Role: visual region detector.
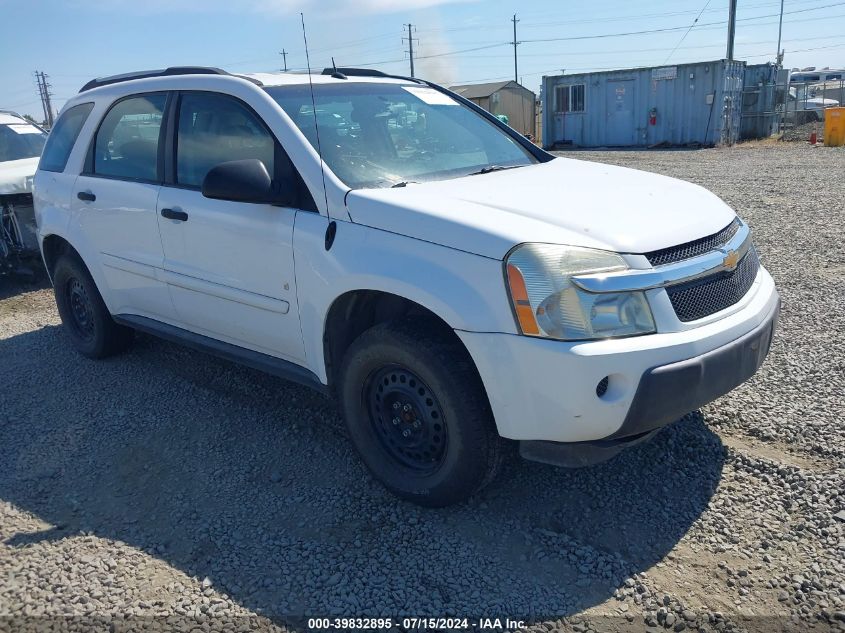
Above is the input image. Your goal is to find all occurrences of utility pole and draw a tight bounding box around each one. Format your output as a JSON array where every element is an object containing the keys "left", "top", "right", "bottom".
[
  {"left": 776, "top": 0, "right": 785, "bottom": 65},
  {"left": 403, "top": 24, "right": 417, "bottom": 78},
  {"left": 279, "top": 49, "right": 288, "bottom": 72},
  {"left": 33, "top": 71, "right": 54, "bottom": 127},
  {"left": 511, "top": 14, "right": 520, "bottom": 83},
  {"left": 726, "top": 0, "right": 737, "bottom": 61}
]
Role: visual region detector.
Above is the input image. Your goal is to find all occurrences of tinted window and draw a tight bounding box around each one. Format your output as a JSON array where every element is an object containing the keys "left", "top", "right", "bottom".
[
  {"left": 93, "top": 94, "right": 166, "bottom": 181},
  {"left": 0, "top": 121, "right": 47, "bottom": 162},
  {"left": 176, "top": 92, "right": 275, "bottom": 188},
  {"left": 38, "top": 103, "right": 93, "bottom": 172}
]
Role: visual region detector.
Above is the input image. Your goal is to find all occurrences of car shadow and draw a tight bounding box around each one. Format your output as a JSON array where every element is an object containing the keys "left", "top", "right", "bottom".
[
  {"left": 0, "top": 276, "right": 49, "bottom": 301},
  {"left": 0, "top": 325, "right": 727, "bottom": 625}
]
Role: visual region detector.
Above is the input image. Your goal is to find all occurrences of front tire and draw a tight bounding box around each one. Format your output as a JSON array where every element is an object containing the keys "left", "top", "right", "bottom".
[
  {"left": 52, "top": 254, "right": 134, "bottom": 359},
  {"left": 339, "top": 318, "right": 504, "bottom": 507}
]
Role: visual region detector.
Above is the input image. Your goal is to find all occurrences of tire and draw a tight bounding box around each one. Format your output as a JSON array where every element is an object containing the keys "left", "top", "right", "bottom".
[
  {"left": 338, "top": 318, "right": 504, "bottom": 507},
  {"left": 52, "top": 253, "right": 134, "bottom": 359}
]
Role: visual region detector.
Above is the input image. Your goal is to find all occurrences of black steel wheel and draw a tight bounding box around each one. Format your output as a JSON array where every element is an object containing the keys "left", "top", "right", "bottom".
[
  {"left": 52, "top": 253, "right": 133, "bottom": 359},
  {"left": 66, "top": 277, "right": 96, "bottom": 341},
  {"left": 339, "top": 318, "right": 505, "bottom": 507},
  {"left": 366, "top": 365, "right": 448, "bottom": 474}
]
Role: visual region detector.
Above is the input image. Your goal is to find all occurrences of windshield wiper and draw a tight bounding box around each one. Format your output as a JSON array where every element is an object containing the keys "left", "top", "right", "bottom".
[
  {"left": 467, "top": 164, "right": 524, "bottom": 176},
  {"left": 390, "top": 180, "right": 418, "bottom": 188}
]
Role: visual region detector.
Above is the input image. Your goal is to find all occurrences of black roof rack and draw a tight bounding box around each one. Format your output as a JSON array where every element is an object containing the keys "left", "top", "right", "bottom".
[
  {"left": 320, "top": 67, "right": 425, "bottom": 84},
  {"left": 79, "top": 67, "right": 262, "bottom": 93}
]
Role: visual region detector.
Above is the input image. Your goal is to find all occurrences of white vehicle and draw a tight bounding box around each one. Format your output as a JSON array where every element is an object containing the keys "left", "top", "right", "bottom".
[
  {"left": 1, "top": 110, "right": 47, "bottom": 275},
  {"left": 786, "top": 84, "right": 840, "bottom": 124},
  {"left": 34, "top": 67, "right": 779, "bottom": 506},
  {"left": 788, "top": 68, "right": 844, "bottom": 83}
]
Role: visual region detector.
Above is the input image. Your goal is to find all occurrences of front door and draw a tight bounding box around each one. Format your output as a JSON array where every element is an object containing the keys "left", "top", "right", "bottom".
[
  {"left": 156, "top": 91, "right": 305, "bottom": 362},
  {"left": 71, "top": 92, "right": 175, "bottom": 320},
  {"left": 605, "top": 80, "right": 636, "bottom": 146}
]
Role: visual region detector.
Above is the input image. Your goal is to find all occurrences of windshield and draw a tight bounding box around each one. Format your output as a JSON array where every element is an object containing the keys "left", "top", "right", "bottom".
[
  {"left": 0, "top": 121, "right": 47, "bottom": 162},
  {"left": 266, "top": 82, "right": 537, "bottom": 189}
]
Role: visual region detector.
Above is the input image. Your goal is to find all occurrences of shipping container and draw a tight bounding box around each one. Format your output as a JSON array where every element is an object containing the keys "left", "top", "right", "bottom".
[{"left": 541, "top": 59, "right": 746, "bottom": 148}]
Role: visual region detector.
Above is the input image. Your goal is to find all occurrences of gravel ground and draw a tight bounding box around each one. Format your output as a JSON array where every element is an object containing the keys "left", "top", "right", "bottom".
[
  {"left": 1, "top": 144, "right": 843, "bottom": 633},
  {"left": 782, "top": 120, "right": 827, "bottom": 143}
]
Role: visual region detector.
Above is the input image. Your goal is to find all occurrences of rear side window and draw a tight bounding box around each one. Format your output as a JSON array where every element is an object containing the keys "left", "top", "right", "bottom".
[
  {"left": 176, "top": 92, "right": 275, "bottom": 188},
  {"left": 38, "top": 103, "right": 94, "bottom": 173},
  {"left": 93, "top": 94, "right": 166, "bottom": 182}
]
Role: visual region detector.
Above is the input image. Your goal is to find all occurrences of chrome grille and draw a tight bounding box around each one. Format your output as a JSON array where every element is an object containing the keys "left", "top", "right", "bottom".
[
  {"left": 646, "top": 218, "right": 741, "bottom": 267},
  {"left": 667, "top": 248, "right": 760, "bottom": 322}
]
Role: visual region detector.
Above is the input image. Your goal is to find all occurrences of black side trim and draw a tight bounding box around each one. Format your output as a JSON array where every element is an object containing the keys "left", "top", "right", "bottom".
[
  {"left": 609, "top": 297, "right": 780, "bottom": 440},
  {"left": 114, "top": 314, "right": 328, "bottom": 395}
]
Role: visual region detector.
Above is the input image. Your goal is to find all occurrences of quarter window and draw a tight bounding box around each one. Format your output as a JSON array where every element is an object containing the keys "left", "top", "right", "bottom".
[
  {"left": 555, "top": 84, "right": 585, "bottom": 113},
  {"left": 38, "top": 103, "right": 93, "bottom": 172},
  {"left": 176, "top": 92, "right": 275, "bottom": 188},
  {"left": 93, "top": 94, "right": 166, "bottom": 182}
]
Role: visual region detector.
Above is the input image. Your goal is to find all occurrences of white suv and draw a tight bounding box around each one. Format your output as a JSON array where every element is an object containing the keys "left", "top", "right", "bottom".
[{"left": 34, "top": 67, "right": 780, "bottom": 506}]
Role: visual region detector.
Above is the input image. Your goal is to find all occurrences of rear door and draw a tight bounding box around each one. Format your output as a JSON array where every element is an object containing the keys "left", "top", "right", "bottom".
[
  {"left": 155, "top": 91, "right": 306, "bottom": 362},
  {"left": 71, "top": 92, "right": 175, "bottom": 320}
]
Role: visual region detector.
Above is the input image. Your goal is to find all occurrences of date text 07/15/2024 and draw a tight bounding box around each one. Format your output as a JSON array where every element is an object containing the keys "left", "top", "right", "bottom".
[{"left": 307, "top": 617, "right": 527, "bottom": 630}]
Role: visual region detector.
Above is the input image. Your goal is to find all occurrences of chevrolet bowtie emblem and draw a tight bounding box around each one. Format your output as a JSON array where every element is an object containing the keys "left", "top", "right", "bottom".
[{"left": 722, "top": 250, "right": 740, "bottom": 271}]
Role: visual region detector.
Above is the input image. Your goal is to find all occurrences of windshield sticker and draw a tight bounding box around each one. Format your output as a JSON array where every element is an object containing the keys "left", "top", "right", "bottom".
[
  {"left": 402, "top": 86, "right": 458, "bottom": 106},
  {"left": 7, "top": 124, "right": 42, "bottom": 135}
]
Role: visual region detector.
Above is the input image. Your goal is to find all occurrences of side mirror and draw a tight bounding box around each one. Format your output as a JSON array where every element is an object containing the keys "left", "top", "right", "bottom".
[{"left": 202, "top": 159, "right": 293, "bottom": 205}]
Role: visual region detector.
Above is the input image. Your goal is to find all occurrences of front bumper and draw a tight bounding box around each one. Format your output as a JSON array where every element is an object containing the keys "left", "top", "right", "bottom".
[{"left": 457, "top": 266, "right": 780, "bottom": 443}]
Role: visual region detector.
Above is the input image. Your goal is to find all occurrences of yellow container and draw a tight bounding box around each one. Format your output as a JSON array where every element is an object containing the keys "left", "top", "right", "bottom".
[{"left": 825, "top": 107, "right": 845, "bottom": 146}]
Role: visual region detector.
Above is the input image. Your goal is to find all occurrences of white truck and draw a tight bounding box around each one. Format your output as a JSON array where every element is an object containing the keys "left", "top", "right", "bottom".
[{"left": 34, "top": 67, "right": 780, "bottom": 506}]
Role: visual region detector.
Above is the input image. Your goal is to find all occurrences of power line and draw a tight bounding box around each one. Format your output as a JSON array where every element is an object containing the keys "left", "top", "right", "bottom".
[
  {"left": 665, "top": 0, "right": 714, "bottom": 63},
  {"left": 519, "top": 1, "right": 845, "bottom": 44},
  {"left": 451, "top": 38, "right": 845, "bottom": 85}
]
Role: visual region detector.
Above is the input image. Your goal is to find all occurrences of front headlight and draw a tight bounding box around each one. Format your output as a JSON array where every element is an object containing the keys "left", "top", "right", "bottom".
[{"left": 505, "top": 243, "right": 656, "bottom": 341}]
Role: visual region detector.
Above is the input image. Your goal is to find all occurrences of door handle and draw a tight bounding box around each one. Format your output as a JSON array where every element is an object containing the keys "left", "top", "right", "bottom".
[
  {"left": 161, "top": 208, "right": 189, "bottom": 221},
  {"left": 77, "top": 191, "right": 96, "bottom": 202}
]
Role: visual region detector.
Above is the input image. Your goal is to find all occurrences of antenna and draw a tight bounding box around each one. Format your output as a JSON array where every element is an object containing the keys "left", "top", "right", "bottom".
[
  {"left": 300, "top": 12, "right": 333, "bottom": 240},
  {"left": 329, "top": 57, "right": 347, "bottom": 80}
]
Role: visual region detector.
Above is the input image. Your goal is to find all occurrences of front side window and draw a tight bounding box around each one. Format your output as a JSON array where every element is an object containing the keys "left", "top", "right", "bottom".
[
  {"left": 266, "top": 82, "right": 536, "bottom": 189},
  {"left": 93, "top": 94, "right": 166, "bottom": 181},
  {"left": 38, "top": 103, "right": 93, "bottom": 172},
  {"left": 176, "top": 92, "right": 275, "bottom": 188}
]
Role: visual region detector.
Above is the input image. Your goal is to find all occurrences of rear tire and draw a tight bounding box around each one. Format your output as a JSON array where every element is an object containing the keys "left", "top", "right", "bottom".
[
  {"left": 52, "top": 254, "right": 134, "bottom": 359},
  {"left": 339, "top": 318, "right": 504, "bottom": 507}
]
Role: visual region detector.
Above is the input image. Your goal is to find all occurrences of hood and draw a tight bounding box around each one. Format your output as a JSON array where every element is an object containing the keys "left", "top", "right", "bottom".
[
  {"left": 0, "top": 157, "right": 39, "bottom": 195},
  {"left": 345, "top": 157, "right": 736, "bottom": 260}
]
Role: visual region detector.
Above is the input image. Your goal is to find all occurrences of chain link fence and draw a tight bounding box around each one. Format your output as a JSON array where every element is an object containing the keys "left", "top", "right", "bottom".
[{"left": 741, "top": 77, "right": 844, "bottom": 143}]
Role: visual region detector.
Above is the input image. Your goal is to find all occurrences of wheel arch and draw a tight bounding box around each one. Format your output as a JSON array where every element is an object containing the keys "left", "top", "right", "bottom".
[
  {"left": 322, "top": 289, "right": 482, "bottom": 393},
  {"left": 41, "top": 233, "right": 80, "bottom": 280}
]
